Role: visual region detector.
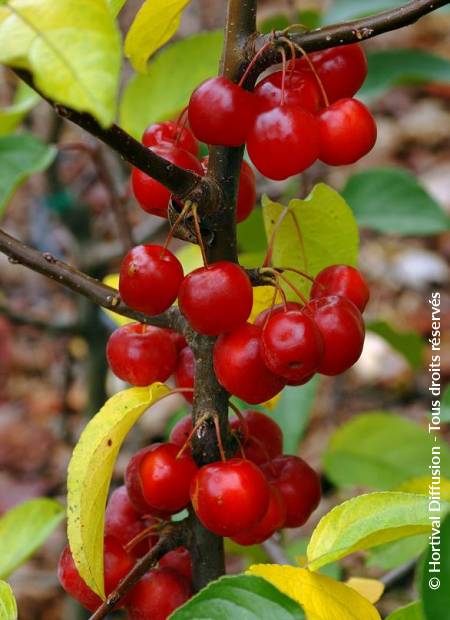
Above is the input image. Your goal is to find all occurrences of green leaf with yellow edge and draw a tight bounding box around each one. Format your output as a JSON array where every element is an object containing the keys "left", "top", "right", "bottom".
[
  {"left": 125, "top": 0, "right": 191, "bottom": 73},
  {"left": 262, "top": 184, "right": 359, "bottom": 299},
  {"left": 67, "top": 382, "right": 170, "bottom": 598},
  {"left": 307, "top": 492, "right": 444, "bottom": 571},
  {"left": 0, "top": 498, "right": 64, "bottom": 579},
  {"left": 0, "top": 0, "right": 121, "bottom": 127},
  {"left": 248, "top": 565, "right": 381, "bottom": 620},
  {"left": 0, "top": 82, "right": 39, "bottom": 135},
  {"left": 0, "top": 581, "right": 17, "bottom": 620},
  {"left": 120, "top": 31, "right": 223, "bottom": 138}
]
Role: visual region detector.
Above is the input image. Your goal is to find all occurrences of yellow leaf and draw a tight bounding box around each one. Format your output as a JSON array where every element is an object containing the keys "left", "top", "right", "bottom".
[
  {"left": 249, "top": 286, "right": 282, "bottom": 323},
  {"left": 261, "top": 393, "right": 282, "bottom": 411},
  {"left": 101, "top": 274, "right": 131, "bottom": 327},
  {"left": 248, "top": 565, "right": 381, "bottom": 620},
  {"left": 67, "top": 383, "right": 170, "bottom": 597},
  {"left": 125, "top": 0, "right": 191, "bottom": 73},
  {"left": 345, "top": 578, "right": 384, "bottom": 604},
  {"left": 395, "top": 476, "right": 450, "bottom": 501}
]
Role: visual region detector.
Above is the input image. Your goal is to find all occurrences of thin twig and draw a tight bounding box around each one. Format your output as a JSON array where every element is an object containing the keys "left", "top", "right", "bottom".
[
  {"left": 0, "top": 228, "right": 184, "bottom": 330},
  {"left": 89, "top": 523, "right": 187, "bottom": 620},
  {"left": 251, "top": 0, "right": 450, "bottom": 70}
]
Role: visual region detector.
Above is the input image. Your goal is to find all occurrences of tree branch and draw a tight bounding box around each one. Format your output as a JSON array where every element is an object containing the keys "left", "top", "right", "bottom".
[
  {"left": 14, "top": 69, "right": 220, "bottom": 213},
  {"left": 0, "top": 228, "right": 185, "bottom": 331},
  {"left": 187, "top": 0, "right": 258, "bottom": 594},
  {"left": 89, "top": 523, "right": 187, "bottom": 620},
  {"left": 250, "top": 0, "right": 450, "bottom": 73}
]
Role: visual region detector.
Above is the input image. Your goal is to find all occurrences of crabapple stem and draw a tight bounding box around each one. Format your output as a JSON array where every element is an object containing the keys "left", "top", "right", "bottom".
[
  {"left": 284, "top": 38, "right": 330, "bottom": 107},
  {"left": 88, "top": 523, "right": 187, "bottom": 620},
  {"left": 192, "top": 203, "right": 209, "bottom": 267},
  {"left": 213, "top": 415, "right": 227, "bottom": 462}
]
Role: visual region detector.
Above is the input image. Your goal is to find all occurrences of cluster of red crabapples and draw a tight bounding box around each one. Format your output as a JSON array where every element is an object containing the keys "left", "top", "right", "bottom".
[
  {"left": 131, "top": 42, "right": 376, "bottom": 222},
  {"left": 188, "top": 42, "right": 376, "bottom": 179},
  {"left": 58, "top": 409, "right": 321, "bottom": 619},
  {"left": 131, "top": 118, "right": 256, "bottom": 223},
  {"left": 107, "top": 242, "right": 369, "bottom": 404}
]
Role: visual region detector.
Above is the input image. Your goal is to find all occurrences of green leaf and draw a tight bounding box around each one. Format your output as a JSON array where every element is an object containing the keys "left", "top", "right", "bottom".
[
  {"left": 307, "top": 492, "right": 443, "bottom": 571},
  {"left": 274, "top": 378, "right": 319, "bottom": 455},
  {"left": 342, "top": 168, "right": 450, "bottom": 235},
  {"left": 0, "top": 498, "right": 64, "bottom": 579},
  {"left": 0, "top": 82, "right": 39, "bottom": 135},
  {"left": 285, "top": 538, "right": 342, "bottom": 580},
  {"left": 171, "top": 574, "right": 305, "bottom": 620},
  {"left": 238, "top": 207, "right": 268, "bottom": 254},
  {"left": 386, "top": 602, "right": 425, "bottom": 620},
  {"left": 323, "top": 1, "right": 450, "bottom": 24},
  {"left": 0, "top": 581, "right": 17, "bottom": 620},
  {"left": 67, "top": 383, "right": 170, "bottom": 598},
  {"left": 366, "top": 535, "right": 427, "bottom": 570},
  {"left": 0, "top": 134, "right": 56, "bottom": 216},
  {"left": 262, "top": 184, "right": 359, "bottom": 299},
  {"left": 361, "top": 50, "right": 450, "bottom": 102},
  {"left": 367, "top": 321, "right": 424, "bottom": 369},
  {"left": 120, "top": 31, "right": 223, "bottom": 138},
  {"left": 442, "top": 385, "right": 450, "bottom": 423},
  {"left": 0, "top": 0, "right": 121, "bottom": 127},
  {"left": 108, "top": 0, "right": 126, "bottom": 16},
  {"left": 421, "top": 513, "right": 450, "bottom": 620},
  {"left": 125, "top": 0, "right": 191, "bottom": 73},
  {"left": 323, "top": 412, "right": 450, "bottom": 490}
]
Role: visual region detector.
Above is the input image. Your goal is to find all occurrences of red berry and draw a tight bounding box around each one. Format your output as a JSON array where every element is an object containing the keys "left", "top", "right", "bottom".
[
  {"left": 58, "top": 537, "right": 134, "bottom": 611},
  {"left": 174, "top": 347, "right": 195, "bottom": 404},
  {"left": 231, "top": 485, "right": 286, "bottom": 545},
  {"left": 178, "top": 261, "right": 253, "bottom": 336},
  {"left": 131, "top": 145, "right": 203, "bottom": 218},
  {"left": 159, "top": 546, "right": 192, "bottom": 582},
  {"left": 254, "top": 302, "right": 302, "bottom": 328},
  {"left": 214, "top": 323, "right": 285, "bottom": 404},
  {"left": 297, "top": 43, "right": 368, "bottom": 103},
  {"left": 105, "top": 486, "right": 157, "bottom": 558},
  {"left": 311, "top": 265, "right": 370, "bottom": 312},
  {"left": 127, "top": 568, "right": 191, "bottom": 620},
  {"left": 106, "top": 323, "right": 177, "bottom": 386},
  {"left": 261, "top": 455, "right": 321, "bottom": 528},
  {"left": 119, "top": 244, "right": 184, "bottom": 316},
  {"left": 188, "top": 77, "right": 256, "bottom": 146},
  {"left": 255, "top": 70, "right": 320, "bottom": 113},
  {"left": 201, "top": 158, "right": 256, "bottom": 224},
  {"left": 306, "top": 295, "right": 365, "bottom": 375},
  {"left": 190, "top": 458, "right": 270, "bottom": 536},
  {"left": 139, "top": 443, "right": 198, "bottom": 513},
  {"left": 230, "top": 410, "right": 283, "bottom": 465},
  {"left": 318, "top": 98, "right": 377, "bottom": 166},
  {"left": 142, "top": 121, "right": 199, "bottom": 156},
  {"left": 169, "top": 414, "right": 193, "bottom": 448},
  {"left": 164, "top": 328, "right": 187, "bottom": 352},
  {"left": 260, "top": 310, "right": 324, "bottom": 384},
  {"left": 247, "top": 106, "right": 319, "bottom": 180}
]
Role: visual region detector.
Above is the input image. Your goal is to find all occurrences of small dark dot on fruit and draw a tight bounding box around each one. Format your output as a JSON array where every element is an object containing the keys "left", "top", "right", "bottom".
[{"left": 107, "top": 439, "right": 113, "bottom": 446}]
